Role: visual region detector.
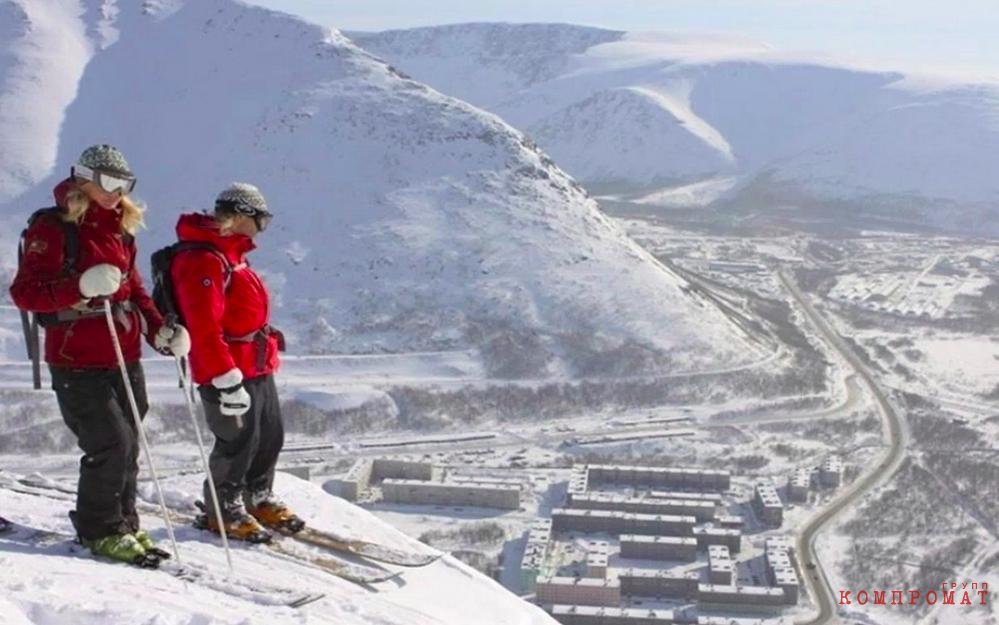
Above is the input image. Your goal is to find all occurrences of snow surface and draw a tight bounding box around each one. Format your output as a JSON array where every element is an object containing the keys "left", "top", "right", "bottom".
[
  {"left": 0, "top": 0, "right": 756, "bottom": 377},
  {"left": 354, "top": 24, "right": 999, "bottom": 232},
  {"left": 0, "top": 470, "right": 557, "bottom": 625}
]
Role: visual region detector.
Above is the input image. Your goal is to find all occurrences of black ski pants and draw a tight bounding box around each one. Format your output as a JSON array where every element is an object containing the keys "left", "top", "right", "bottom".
[
  {"left": 198, "top": 374, "right": 284, "bottom": 517},
  {"left": 51, "top": 363, "right": 147, "bottom": 541}
]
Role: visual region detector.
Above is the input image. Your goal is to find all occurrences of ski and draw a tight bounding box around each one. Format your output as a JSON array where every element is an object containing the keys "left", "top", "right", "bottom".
[
  {"left": 191, "top": 510, "right": 402, "bottom": 585},
  {"left": 161, "top": 559, "right": 326, "bottom": 608},
  {"left": 0, "top": 521, "right": 324, "bottom": 608},
  {"left": 7, "top": 480, "right": 398, "bottom": 587},
  {"left": 17, "top": 474, "right": 76, "bottom": 495},
  {"left": 267, "top": 538, "right": 403, "bottom": 584},
  {"left": 286, "top": 526, "right": 442, "bottom": 568},
  {"left": 191, "top": 497, "right": 439, "bottom": 568},
  {"left": 11, "top": 476, "right": 439, "bottom": 569}
]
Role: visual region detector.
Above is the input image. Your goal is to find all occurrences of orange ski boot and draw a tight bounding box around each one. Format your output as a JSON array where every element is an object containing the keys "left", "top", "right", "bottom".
[
  {"left": 194, "top": 500, "right": 272, "bottom": 543},
  {"left": 246, "top": 492, "right": 306, "bottom": 534}
]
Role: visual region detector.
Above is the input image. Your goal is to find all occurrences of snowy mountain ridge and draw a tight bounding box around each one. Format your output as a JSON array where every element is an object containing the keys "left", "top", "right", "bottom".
[
  {"left": 0, "top": 0, "right": 756, "bottom": 377},
  {"left": 354, "top": 24, "right": 999, "bottom": 234}
]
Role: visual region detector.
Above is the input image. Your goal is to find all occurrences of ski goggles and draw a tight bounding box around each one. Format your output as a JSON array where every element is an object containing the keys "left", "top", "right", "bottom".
[
  {"left": 72, "top": 164, "right": 137, "bottom": 195},
  {"left": 217, "top": 200, "right": 273, "bottom": 232}
]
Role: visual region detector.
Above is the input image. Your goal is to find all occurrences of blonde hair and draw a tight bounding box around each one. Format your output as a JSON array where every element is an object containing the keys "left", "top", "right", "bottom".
[
  {"left": 63, "top": 181, "right": 145, "bottom": 235},
  {"left": 213, "top": 207, "right": 239, "bottom": 235}
]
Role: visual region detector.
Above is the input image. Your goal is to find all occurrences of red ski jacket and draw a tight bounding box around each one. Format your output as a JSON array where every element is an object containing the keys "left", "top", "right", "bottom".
[
  {"left": 9, "top": 179, "right": 164, "bottom": 368},
  {"left": 171, "top": 213, "right": 280, "bottom": 385}
]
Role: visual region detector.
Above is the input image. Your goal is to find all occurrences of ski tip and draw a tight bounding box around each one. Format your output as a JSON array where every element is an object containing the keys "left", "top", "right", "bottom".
[{"left": 287, "top": 592, "right": 326, "bottom": 608}]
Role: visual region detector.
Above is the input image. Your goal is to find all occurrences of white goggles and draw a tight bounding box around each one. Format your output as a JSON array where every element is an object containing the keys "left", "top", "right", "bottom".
[{"left": 72, "top": 164, "right": 136, "bottom": 194}]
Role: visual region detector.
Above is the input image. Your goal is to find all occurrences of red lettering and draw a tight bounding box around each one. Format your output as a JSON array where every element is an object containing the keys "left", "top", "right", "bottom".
[
  {"left": 909, "top": 590, "right": 921, "bottom": 605},
  {"left": 872, "top": 591, "right": 886, "bottom": 605},
  {"left": 857, "top": 591, "right": 868, "bottom": 605},
  {"left": 890, "top": 590, "right": 904, "bottom": 605},
  {"left": 926, "top": 591, "right": 937, "bottom": 605},
  {"left": 978, "top": 590, "right": 989, "bottom": 605},
  {"left": 839, "top": 590, "right": 852, "bottom": 605},
  {"left": 943, "top": 591, "right": 955, "bottom": 605},
  {"left": 961, "top": 591, "right": 972, "bottom": 605}
]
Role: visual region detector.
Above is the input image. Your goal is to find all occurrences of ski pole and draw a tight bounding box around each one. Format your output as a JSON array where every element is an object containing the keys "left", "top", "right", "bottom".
[
  {"left": 175, "top": 355, "right": 235, "bottom": 575},
  {"left": 102, "top": 299, "right": 180, "bottom": 561}
]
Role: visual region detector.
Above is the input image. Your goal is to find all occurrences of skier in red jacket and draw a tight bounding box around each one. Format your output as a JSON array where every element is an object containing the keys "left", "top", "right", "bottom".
[
  {"left": 9, "top": 144, "right": 190, "bottom": 566},
  {"left": 171, "top": 182, "right": 300, "bottom": 542}
]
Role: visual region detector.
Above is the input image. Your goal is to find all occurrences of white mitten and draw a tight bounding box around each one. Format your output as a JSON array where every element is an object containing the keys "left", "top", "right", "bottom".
[
  {"left": 154, "top": 324, "right": 191, "bottom": 358},
  {"left": 212, "top": 368, "right": 250, "bottom": 417},
  {"left": 79, "top": 264, "right": 123, "bottom": 298}
]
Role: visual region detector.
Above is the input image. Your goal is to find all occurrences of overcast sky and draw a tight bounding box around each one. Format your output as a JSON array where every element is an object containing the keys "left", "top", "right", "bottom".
[{"left": 248, "top": 0, "right": 998, "bottom": 79}]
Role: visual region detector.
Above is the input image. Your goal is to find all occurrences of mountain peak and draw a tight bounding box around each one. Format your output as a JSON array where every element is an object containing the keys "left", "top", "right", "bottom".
[{"left": 1, "top": 0, "right": 755, "bottom": 376}]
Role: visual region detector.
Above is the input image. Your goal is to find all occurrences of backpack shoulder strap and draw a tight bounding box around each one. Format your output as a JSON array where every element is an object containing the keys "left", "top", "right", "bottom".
[
  {"left": 23, "top": 207, "right": 78, "bottom": 273},
  {"left": 173, "top": 241, "right": 234, "bottom": 290}
]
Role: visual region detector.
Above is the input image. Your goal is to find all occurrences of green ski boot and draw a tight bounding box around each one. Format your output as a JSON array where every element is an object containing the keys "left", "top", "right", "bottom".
[
  {"left": 134, "top": 529, "right": 172, "bottom": 560},
  {"left": 82, "top": 533, "right": 159, "bottom": 568}
]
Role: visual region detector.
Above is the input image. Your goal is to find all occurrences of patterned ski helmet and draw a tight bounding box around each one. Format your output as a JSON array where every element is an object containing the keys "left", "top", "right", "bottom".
[
  {"left": 215, "top": 182, "right": 268, "bottom": 214},
  {"left": 77, "top": 144, "right": 132, "bottom": 176}
]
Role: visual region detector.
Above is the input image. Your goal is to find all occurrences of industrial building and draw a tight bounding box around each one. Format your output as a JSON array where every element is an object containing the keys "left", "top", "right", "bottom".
[
  {"left": 752, "top": 484, "right": 783, "bottom": 527},
  {"left": 765, "top": 537, "right": 799, "bottom": 605},
  {"left": 551, "top": 509, "right": 696, "bottom": 536},
  {"left": 692, "top": 527, "right": 742, "bottom": 553},
  {"left": 373, "top": 458, "right": 437, "bottom": 481},
  {"left": 587, "top": 465, "right": 730, "bottom": 491},
  {"left": 549, "top": 604, "right": 676, "bottom": 625},
  {"left": 707, "top": 545, "right": 733, "bottom": 585},
  {"left": 697, "top": 583, "right": 786, "bottom": 608},
  {"left": 820, "top": 456, "right": 843, "bottom": 487},
  {"left": 715, "top": 514, "right": 744, "bottom": 529},
  {"left": 585, "top": 541, "right": 610, "bottom": 578},
  {"left": 382, "top": 478, "right": 520, "bottom": 509},
  {"left": 324, "top": 458, "right": 374, "bottom": 501},
  {"left": 616, "top": 568, "right": 700, "bottom": 598},
  {"left": 786, "top": 469, "right": 811, "bottom": 502},
  {"left": 568, "top": 493, "right": 716, "bottom": 522},
  {"left": 649, "top": 491, "right": 723, "bottom": 505},
  {"left": 444, "top": 474, "right": 523, "bottom": 490},
  {"left": 325, "top": 457, "right": 439, "bottom": 502},
  {"left": 521, "top": 519, "right": 553, "bottom": 592},
  {"left": 568, "top": 466, "right": 590, "bottom": 500},
  {"left": 619, "top": 535, "right": 697, "bottom": 562},
  {"left": 535, "top": 576, "right": 621, "bottom": 607}
]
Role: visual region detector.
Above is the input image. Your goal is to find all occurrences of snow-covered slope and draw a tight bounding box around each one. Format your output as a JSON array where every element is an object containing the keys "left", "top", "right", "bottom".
[
  {"left": 354, "top": 24, "right": 999, "bottom": 233},
  {"left": 0, "top": 471, "right": 556, "bottom": 625},
  {"left": 0, "top": 1, "right": 755, "bottom": 377},
  {"left": 528, "top": 86, "right": 736, "bottom": 183}
]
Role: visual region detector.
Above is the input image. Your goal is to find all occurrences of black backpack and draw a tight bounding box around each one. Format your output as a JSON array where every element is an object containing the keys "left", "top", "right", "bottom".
[
  {"left": 150, "top": 241, "right": 233, "bottom": 326},
  {"left": 19, "top": 207, "right": 81, "bottom": 324},
  {"left": 16, "top": 207, "right": 137, "bottom": 388},
  {"left": 17, "top": 207, "right": 78, "bottom": 388}
]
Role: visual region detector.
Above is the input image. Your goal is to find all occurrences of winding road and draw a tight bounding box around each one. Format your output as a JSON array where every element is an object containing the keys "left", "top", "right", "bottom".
[{"left": 778, "top": 269, "right": 909, "bottom": 625}]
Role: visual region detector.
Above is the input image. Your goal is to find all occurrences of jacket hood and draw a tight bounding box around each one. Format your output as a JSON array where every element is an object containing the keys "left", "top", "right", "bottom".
[
  {"left": 53, "top": 178, "right": 77, "bottom": 209},
  {"left": 176, "top": 212, "right": 255, "bottom": 261}
]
